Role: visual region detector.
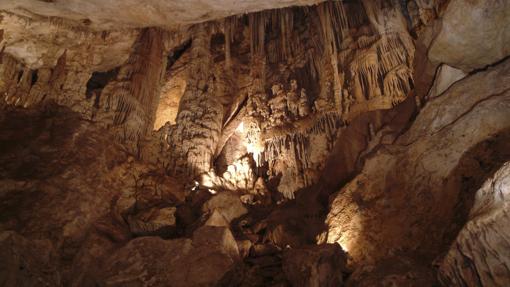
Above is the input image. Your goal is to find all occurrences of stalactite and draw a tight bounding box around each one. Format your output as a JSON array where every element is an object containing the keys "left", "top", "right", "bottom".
[
  {"left": 263, "top": 110, "right": 344, "bottom": 199},
  {"left": 0, "top": 53, "right": 20, "bottom": 102},
  {"left": 383, "top": 64, "right": 413, "bottom": 106},
  {"left": 223, "top": 16, "right": 238, "bottom": 69},
  {"left": 97, "top": 28, "right": 167, "bottom": 151},
  {"left": 249, "top": 12, "right": 269, "bottom": 58}
]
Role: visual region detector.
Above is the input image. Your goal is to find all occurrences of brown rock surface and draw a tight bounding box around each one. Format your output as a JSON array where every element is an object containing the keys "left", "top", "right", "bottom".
[
  {"left": 0, "top": 0, "right": 509, "bottom": 285},
  {"left": 99, "top": 226, "right": 240, "bottom": 287},
  {"left": 0, "top": 0, "right": 324, "bottom": 29},
  {"left": 0, "top": 231, "right": 61, "bottom": 286},
  {"left": 202, "top": 191, "right": 248, "bottom": 224},
  {"left": 438, "top": 162, "right": 510, "bottom": 287},
  {"left": 428, "top": 0, "right": 510, "bottom": 71},
  {"left": 0, "top": 103, "right": 128, "bottom": 251},
  {"left": 426, "top": 64, "right": 466, "bottom": 99},
  {"left": 326, "top": 57, "right": 510, "bottom": 265},
  {"left": 0, "top": 103, "right": 184, "bottom": 284},
  {"left": 282, "top": 243, "right": 348, "bottom": 287}
]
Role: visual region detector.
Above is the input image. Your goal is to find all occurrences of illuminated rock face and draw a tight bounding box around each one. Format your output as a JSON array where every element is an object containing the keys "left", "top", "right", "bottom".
[
  {"left": 439, "top": 162, "right": 510, "bottom": 287},
  {"left": 0, "top": 0, "right": 509, "bottom": 286},
  {"left": 325, "top": 58, "right": 510, "bottom": 266}
]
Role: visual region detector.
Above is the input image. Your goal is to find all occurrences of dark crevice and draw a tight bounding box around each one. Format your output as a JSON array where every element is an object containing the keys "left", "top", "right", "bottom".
[
  {"left": 17, "top": 70, "right": 23, "bottom": 83},
  {"left": 85, "top": 67, "right": 120, "bottom": 107},
  {"left": 441, "top": 129, "right": 510, "bottom": 255},
  {"left": 467, "top": 55, "right": 510, "bottom": 76},
  {"left": 166, "top": 39, "right": 192, "bottom": 71},
  {"left": 30, "top": 70, "right": 38, "bottom": 86}
]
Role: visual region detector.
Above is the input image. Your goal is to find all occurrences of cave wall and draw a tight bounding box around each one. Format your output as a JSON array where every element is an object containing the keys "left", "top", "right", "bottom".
[
  {"left": 0, "top": 0, "right": 422, "bottom": 198},
  {"left": 0, "top": 0, "right": 509, "bottom": 286}
]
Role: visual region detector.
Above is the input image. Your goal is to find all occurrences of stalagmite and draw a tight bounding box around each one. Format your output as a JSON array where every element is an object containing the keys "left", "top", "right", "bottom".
[
  {"left": 2, "top": 1, "right": 507, "bottom": 286},
  {"left": 167, "top": 25, "right": 224, "bottom": 177}
]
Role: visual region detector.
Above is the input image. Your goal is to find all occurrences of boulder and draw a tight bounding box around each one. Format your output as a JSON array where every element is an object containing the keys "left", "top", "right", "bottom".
[
  {"left": 99, "top": 226, "right": 240, "bottom": 287},
  {"left": 127, "top": 206, "right": 177, "bottom": 237},
  {"left": 204, "top": 209, "right": 231, "bottom": 227},
  {"left": 428, "top": 0, "right": 510, "bottom": 71},
  {"left": 282, "top": 244, "right": 347, "bottom": 287},
  {"left": 0, "top": 231, "right": 61, "bottom": 286},
  {"left": 202, "top": 191, "right": 248, "bottom": 223},
  {"left": 426, "top": 64, "right": 466, "bottom": 99}
]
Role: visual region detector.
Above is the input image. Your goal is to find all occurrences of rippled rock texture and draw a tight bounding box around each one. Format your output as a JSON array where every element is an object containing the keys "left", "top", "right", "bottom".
[{"left": 439, "top": 162, "right": 510, "bottom": 286}]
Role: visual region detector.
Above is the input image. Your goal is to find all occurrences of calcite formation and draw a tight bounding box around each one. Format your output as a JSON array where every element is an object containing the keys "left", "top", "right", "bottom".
[
  {"left": 0, "top": 0, "right": 509, "bottom": 286},
  {"left": 439, "top": 162, "right": 510, "bottom": 286}
]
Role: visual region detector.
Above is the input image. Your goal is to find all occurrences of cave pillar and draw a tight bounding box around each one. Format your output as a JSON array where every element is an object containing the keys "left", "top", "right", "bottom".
[{"left": 168, "top": 25, "right": 224, "bottom": 178}]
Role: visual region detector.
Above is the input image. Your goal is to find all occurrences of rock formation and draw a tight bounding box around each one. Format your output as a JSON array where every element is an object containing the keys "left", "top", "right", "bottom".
[{"left": 0, "top": 0, "right": 509, "bottom": 286}]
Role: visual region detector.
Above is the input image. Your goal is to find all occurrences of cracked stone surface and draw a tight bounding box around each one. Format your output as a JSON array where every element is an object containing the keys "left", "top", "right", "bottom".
[
  {"left": 326, "top": 57, "right": 510, "bottom": 266},
  {"left": 438, "top": 162, "right": 510, "bottom": 287}
]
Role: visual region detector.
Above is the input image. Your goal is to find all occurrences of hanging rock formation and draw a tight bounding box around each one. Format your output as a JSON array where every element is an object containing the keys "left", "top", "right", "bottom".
[{"left": 0, "top": 0, "right": 509, "bottom": 286}]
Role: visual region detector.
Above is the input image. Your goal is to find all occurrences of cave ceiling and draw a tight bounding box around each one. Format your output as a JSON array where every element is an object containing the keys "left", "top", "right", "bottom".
[{"left": 0, "top": 0, "right": 324, "bottom": 29}]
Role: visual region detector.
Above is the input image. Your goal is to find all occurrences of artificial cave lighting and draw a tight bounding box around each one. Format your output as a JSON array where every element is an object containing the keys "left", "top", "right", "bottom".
[{"left": 0, "top": 0, "right": 509, "bottom": 286}]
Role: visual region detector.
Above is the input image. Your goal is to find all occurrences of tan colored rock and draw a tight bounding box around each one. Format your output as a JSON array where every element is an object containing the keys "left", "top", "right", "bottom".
[
  {"left": 237, "top": 239, "right": 253, "bottom": 259},
  {"left": 99, "top": 226, "right": 240, "bottom": 287},
  {"left": 202, "top": 191, "right": 248, "bottom": 224},
  {"left": 438, "top": 162, "right": 510, "bottom": 287},
  {"left": 428, "top": 0, "right": 510, "bottom": 71},
  {"left": 0, "top": 12, "right": 137, "bottom": 69},
  {"left": 426, "top": 64, "right": 466, "bottom": 99},
  {"left": 282, "top": 244, "right": 347, "bottom": 287},
  {"left": 205, "top": 209, "right": 231, "bottom": 227},
  {"left": 0, "top": 0, "right": 323, "bottom": 30},
  {"left": 325, "top": 58, "right": 510, "bottom": 265}
]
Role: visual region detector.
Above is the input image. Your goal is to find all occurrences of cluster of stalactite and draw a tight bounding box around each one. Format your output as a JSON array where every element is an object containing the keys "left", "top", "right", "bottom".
[
  {"left": 1, "top": 52, "right": 71, "bottom": 109},
  {"left": 163, "top": 0, "right": 418, "bottom": 198},
  {"left": 95, "top": 28, "right": 167, "bottom": 145},
  {"left": 1, "top": 0, "right": 420, "bottom": 200},
  {"left": 0, "top": 21, "right": 168, "bottom": 154},
  {"left": 264, "top": 111, "right": 343, "bottom": 199}
]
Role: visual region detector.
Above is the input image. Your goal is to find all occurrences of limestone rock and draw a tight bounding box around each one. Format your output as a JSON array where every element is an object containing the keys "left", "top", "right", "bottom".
[
  {"left": 426, "top": 64, "right": 466, "bottom": 99},
  {"left": 99, "top": 226, "right": 240, "bottom": 287},
  {"left": 237, "top": 240, "right": 253, "bottom": 259},
  {"left": 0, "top": 231, "right": 61, "bottom": 287},
  {"left": 325, "top": 58, "right": 510, "bottom": 265},
  {"left": 282, "top": 244, "right": 347, "bottom": 287},
  {"left": 345, "top": 256, "right": 438, "bottom": 287},
  {"left": 0, "top": 103, "right": 129, "bottom": 253},
  {"left": 428, "top": 0, "right": 510, "bottom": 71},
  {"left": 202, "top": 191, "right": 248, "bottom": 224},
  {"left": 127, "top": 206, "right": 177, "bottom": 237},
  {"left": 0, "top": 12, "right": 137, "bottom": 69},
  {"left": 0, "top": 0, "right": 323, "bottom": 30},
  {"left": 438, "top": 162, "right": 510, "bottom": 287},
  {"left": 99, "top": 236, "right": 193, "bottom": 286},
  {"left": 205, "top": 209, "right": 231, "bottom": 227}
]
